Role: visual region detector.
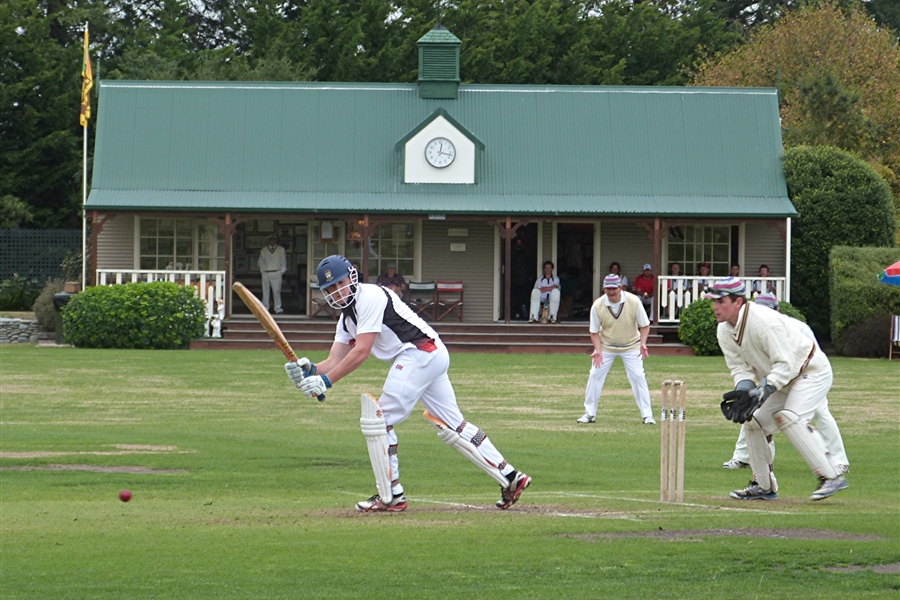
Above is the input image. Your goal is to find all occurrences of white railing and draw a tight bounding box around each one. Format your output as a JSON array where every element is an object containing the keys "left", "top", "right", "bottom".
[
  {"left": 95, "top": 270, "right": 227, "bottom": 338},
  {"left": 656, "top": 276, "right": 786, "bottom": 324}
]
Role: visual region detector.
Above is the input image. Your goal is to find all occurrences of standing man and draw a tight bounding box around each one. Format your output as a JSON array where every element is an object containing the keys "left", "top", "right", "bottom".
[
  {"left": 529, "top": 261, "right": 560, "bottom": 323},
  {"left": 285, "top": 255, "right": 531, "bottom": 512},
  {"left": 578, "top": 274, "right": 655, "bottom": 425},
  {"left": 258, "top": 236, "right": 287, "bottom": 314},
  {"left": 722, "top": 293, "right": 850, "bottom": 474},
  {"left": 707, "top": 278, "right": 849, "bottom": 501},
  {"left": 632, "top": 263, "right": 656, "bottom": 323}
]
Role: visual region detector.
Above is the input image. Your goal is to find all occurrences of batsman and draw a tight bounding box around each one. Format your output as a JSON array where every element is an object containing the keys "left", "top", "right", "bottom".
[
  {"left": 284, "top": 255, "right": 531, "bottom": 512},
  {"left": 706, "top": 277, "right": 849, "bottom": 501}
]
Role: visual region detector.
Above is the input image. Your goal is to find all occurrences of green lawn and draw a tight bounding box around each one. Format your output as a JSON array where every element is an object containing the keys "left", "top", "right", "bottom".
[{"left": 1, "top": 345, "right": 897, "bottom": 598}]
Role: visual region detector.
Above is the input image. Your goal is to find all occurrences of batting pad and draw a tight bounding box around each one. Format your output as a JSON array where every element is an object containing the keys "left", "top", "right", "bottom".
[
  {"left": 360, "top": 393, "right": 393, "bottom": 503},
  {"left": 775, "top": 409, "right": 839, "bottom": 480},
  {"left": 425, "top": 411, "right": 510, "bottom": 488}
]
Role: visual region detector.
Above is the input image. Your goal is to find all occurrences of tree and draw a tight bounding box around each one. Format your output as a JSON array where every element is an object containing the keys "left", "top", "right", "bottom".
[
  {"left": 693, "top": 2, "right": 900, "bottom": 195},
  {"left": 783, "top": 145, "right": 895, "bottom": 340}
]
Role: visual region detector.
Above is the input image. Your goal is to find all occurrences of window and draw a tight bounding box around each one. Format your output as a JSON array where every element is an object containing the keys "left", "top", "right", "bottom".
[
  {"left": 139, "top": 218, "right": 224, "bottom": 271},
  {"left": 666, "top": 225, "right": 731, "bottom": 276},
  {"left": 345, "top": 222, "right": 415, "bottom": 281}
]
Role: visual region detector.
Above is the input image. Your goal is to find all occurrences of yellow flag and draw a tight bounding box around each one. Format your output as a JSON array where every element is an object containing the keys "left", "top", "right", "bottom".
[{"left": 80, "top": 27, "right": 93, "bottom": 127}]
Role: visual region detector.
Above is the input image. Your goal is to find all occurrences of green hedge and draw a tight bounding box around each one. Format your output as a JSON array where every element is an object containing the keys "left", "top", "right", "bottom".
[
  {"left": 62, "top": 281, "right": 207, "bottom": 349},
  {"left": 0, "top": 275, "right": 42, "bottom": 310},
  {"left": 830, "top": 246, "right": 900, "bottom": 356}
]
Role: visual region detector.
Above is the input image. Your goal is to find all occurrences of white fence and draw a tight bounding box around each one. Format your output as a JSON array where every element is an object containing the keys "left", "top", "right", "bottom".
[
  {"left": 95, "top": 270, "right": 227, "bottom": 337},
  {"left": 656, "top": 276, "right": 787, "bottom": 324}
]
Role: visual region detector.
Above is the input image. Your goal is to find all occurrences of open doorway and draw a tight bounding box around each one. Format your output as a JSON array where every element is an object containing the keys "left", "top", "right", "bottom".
[
  {"left": 557, "top": 223, "right": 594, "bottom": 321},
  {"left": 500, "top": 223, "right": 538, "bottom": 320}
]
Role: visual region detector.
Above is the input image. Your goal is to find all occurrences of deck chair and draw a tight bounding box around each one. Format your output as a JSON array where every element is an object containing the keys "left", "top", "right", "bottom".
[
  {"left": 309, "top": 280, "right": 339, "bottom": 319},
  {"left": 407, "top": 281, "right": 437, "bottom": 320},
  {"left": 435, "top": 280, "right": 464, "bottom": 322},
  {"left": 891, "top": 316, "right": 900, "bottom": 360}
]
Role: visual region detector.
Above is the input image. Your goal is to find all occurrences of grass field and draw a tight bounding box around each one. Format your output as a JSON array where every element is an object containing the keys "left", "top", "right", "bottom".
[{"left": 1, "top": 345, "right": 898, "bottom": 598}]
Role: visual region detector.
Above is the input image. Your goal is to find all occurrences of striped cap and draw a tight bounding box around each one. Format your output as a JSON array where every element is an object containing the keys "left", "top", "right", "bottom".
[
  {"left": 703, "top": 277, "right": 746, "bottom": 299},
  {"left": 754, "top": 293, "right": 779, "bottom": 310},
  {"left": 603, "top": 274, "right": 622, "bottom": 288}
]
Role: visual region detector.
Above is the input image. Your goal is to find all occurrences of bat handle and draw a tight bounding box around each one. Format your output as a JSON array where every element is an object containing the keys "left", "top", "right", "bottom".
[{"left": 317, "top": 393, "right": 326, "bottom": 402}]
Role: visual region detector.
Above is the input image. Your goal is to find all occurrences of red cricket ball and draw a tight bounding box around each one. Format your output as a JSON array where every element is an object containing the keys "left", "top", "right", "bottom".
[{"left": 119, "top": 489, "right": 132, "bottom": 502}]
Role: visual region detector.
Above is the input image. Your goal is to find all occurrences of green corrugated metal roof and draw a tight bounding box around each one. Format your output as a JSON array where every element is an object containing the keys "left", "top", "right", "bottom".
[{"left": 87, "top": 81, "right": 795, "bottom": 217}]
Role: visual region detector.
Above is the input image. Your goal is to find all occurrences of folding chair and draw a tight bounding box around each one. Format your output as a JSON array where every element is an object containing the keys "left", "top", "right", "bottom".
[
  {"left": 891, "top": 316, "right": 900, "bottom": 360},
  {"left": 309, "top": 280, "right": 339, "bottom": 319},
  {"left": 407, "top": 281, "right": 437, "bottom": 320},
  {"left": 435, "top": 280, "right": 464, "bottom": 322}
]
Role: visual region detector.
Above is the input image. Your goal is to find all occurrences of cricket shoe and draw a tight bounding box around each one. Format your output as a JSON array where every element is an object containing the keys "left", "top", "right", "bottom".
[
  {"left": 722, "top": 458, "right": 750, "bottom": 469},
  {"left": 496, "top": 471, "right": 532, "bottom": 510},
  {"left": 642, "top": 416, "right": 656, "bottom": 425},
  {"left": 355, "top": 493, "right": 408, "bottom": 513},
  {"left": 810, "top": 476, "right": 849, "bottom": 501},
  {"left": 576, "top": 414, "right": 596, "bottom": 424},
  {"left": 730, "top": 480, "right": 777, "bottom": 500}
]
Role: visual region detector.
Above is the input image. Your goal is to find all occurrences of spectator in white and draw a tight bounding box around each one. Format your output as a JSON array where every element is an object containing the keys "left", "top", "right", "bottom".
[
  {"left": 751, "top": 264, "right": 776, "bottom": 296},
  {"left": 722, "top": 293, "right": 850, "bottom": 474},
  {"left": 578, "top": 274, "right": 655, "bottom": 425},
  {"left": 529, "top": 261, "right": 561, "bottom": 323},
  {"left": 697, "top": 262, "right": 712, "bottom": 288},
  {"left": 258, "top": 236, "right": 287, "bottom": 314}
]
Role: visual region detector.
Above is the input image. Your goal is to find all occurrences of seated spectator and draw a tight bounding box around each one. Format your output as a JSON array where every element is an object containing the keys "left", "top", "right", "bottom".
[
  {"left": 632, "top": 263, "right": 656, "bottom": 323},
  {"left": 529, "top": 261, "right": 560, "bottom": 323},
  {"left": 667, "top": 262, "right": 688, "bottom": 291},
  {"left": 751, "top": 264, "right": 776, "bottom": 296},
  {"left": 696, "top": 261, "right": 712, "bottom": 288},
  {"left": 609, "top": 261, "right": 629, "bottom": 291},
  {"left": 376, "top": 263, "right": 406, "bottom": 297},
  {"left": 730, "top": 263, "right": 741, "bottom": 277}
]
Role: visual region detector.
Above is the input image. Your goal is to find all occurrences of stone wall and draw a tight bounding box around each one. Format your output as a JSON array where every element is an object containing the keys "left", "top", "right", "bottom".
[{"left": 0, "top": 318, "right": 41, "bottom": 344}]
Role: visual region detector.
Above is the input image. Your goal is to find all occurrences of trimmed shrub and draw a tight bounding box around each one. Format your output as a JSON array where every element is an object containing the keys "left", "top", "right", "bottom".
[
  {"left": 837, "top": 315, "right": 892, "bottom": 358},
  {"left": 830, "top": 246, "right": 900, "bottom": 356},
  {"left": 31, "top": 278, "right": 65, "bottom": 331},
  {"left": 62, "top": 281, "right": 207, "bottom": 349},
  {"left": 677, "top": 298, "right": 721, "bottom": 356},
  {"left": 0, "top": 275, "right": 42, "bottom": 311},
  {"left": 784, "top": 145, "right": 895, "bottom": 341}
]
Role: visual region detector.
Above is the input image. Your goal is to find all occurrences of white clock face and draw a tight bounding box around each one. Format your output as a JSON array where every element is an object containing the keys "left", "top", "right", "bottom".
[{"left": 424, "top": 137, "right": 456, "bottom": 168}]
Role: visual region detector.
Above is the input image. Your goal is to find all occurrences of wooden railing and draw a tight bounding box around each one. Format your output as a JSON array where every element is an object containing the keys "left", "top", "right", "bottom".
[
  {"left": 95, "top": 270, "right": 227, "bottom": 337},
  {"left": 656, "top": 276, "right": 787, "bottom": 324}
]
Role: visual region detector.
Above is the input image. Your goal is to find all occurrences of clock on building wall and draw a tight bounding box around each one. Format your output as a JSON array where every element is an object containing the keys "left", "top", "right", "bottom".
[{"left": 424, "top": 137, "right": 456, "bottom": 168}]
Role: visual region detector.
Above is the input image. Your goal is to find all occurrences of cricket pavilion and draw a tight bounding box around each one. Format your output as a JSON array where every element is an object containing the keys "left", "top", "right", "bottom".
[{"left": 85, "top": 25, "right": 796, "bottom": 352}]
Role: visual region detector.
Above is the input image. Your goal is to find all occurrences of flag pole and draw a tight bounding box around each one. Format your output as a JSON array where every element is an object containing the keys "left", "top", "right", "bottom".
[{"left": 80, "top": 22, "right": 92, "bottom": 289}]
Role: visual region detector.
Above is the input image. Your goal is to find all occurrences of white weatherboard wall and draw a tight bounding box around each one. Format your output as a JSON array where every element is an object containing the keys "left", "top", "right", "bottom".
[{"left": 404, "top": 116, "right": 476, "bottom": 184}]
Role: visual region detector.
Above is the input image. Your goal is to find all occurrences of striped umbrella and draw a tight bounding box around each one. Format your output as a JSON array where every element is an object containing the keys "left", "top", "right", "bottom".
[{"left": 878, "top": 261, "right": 900, "bottom": 287}]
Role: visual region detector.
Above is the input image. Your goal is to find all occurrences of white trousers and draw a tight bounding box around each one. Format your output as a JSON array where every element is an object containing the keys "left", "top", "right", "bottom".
[
  {"left": 583, "top": 348, "right": 653, "bottom": 419},
  {"left": 261, "top": 271, "right": 283, "bottom": 312},
  {"left": 530, "top": 288, "right": 560, "bottom": 321},
  {"left": 378, "top": 342, "right": 512, "bottom": 493},
  {"left": 730, "top": 397, "right": 849, "bottom": 466}
]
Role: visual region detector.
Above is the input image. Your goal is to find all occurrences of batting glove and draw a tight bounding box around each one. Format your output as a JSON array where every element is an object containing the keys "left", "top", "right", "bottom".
[
  {"left": 297, "top": 357, "right": 316, "bottom": 377},
  {"left": 285, "top": 362, "right": 307, "bottom": 388},
  {"left": 299, "top": 375, "right": 332, "bottom": 400}
]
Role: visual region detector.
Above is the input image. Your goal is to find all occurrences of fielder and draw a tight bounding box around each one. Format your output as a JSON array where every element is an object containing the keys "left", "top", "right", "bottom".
[
  {"left": 578, "top": 274, "right": 656, "bottom": 425},
  {"left": 723, "top": 293, "right": 849, "bottom": 473},
  {"left": 285, "top": 255, "right": 531, "bottom": 512},
  {"left": 707, "top": 278, "right": 849, "bottom": 501}
]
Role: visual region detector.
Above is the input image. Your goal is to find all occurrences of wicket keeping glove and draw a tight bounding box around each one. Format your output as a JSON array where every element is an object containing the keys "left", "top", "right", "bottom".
[{"left": 299, "top": 374, "right": 332, "bottom": 400}]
